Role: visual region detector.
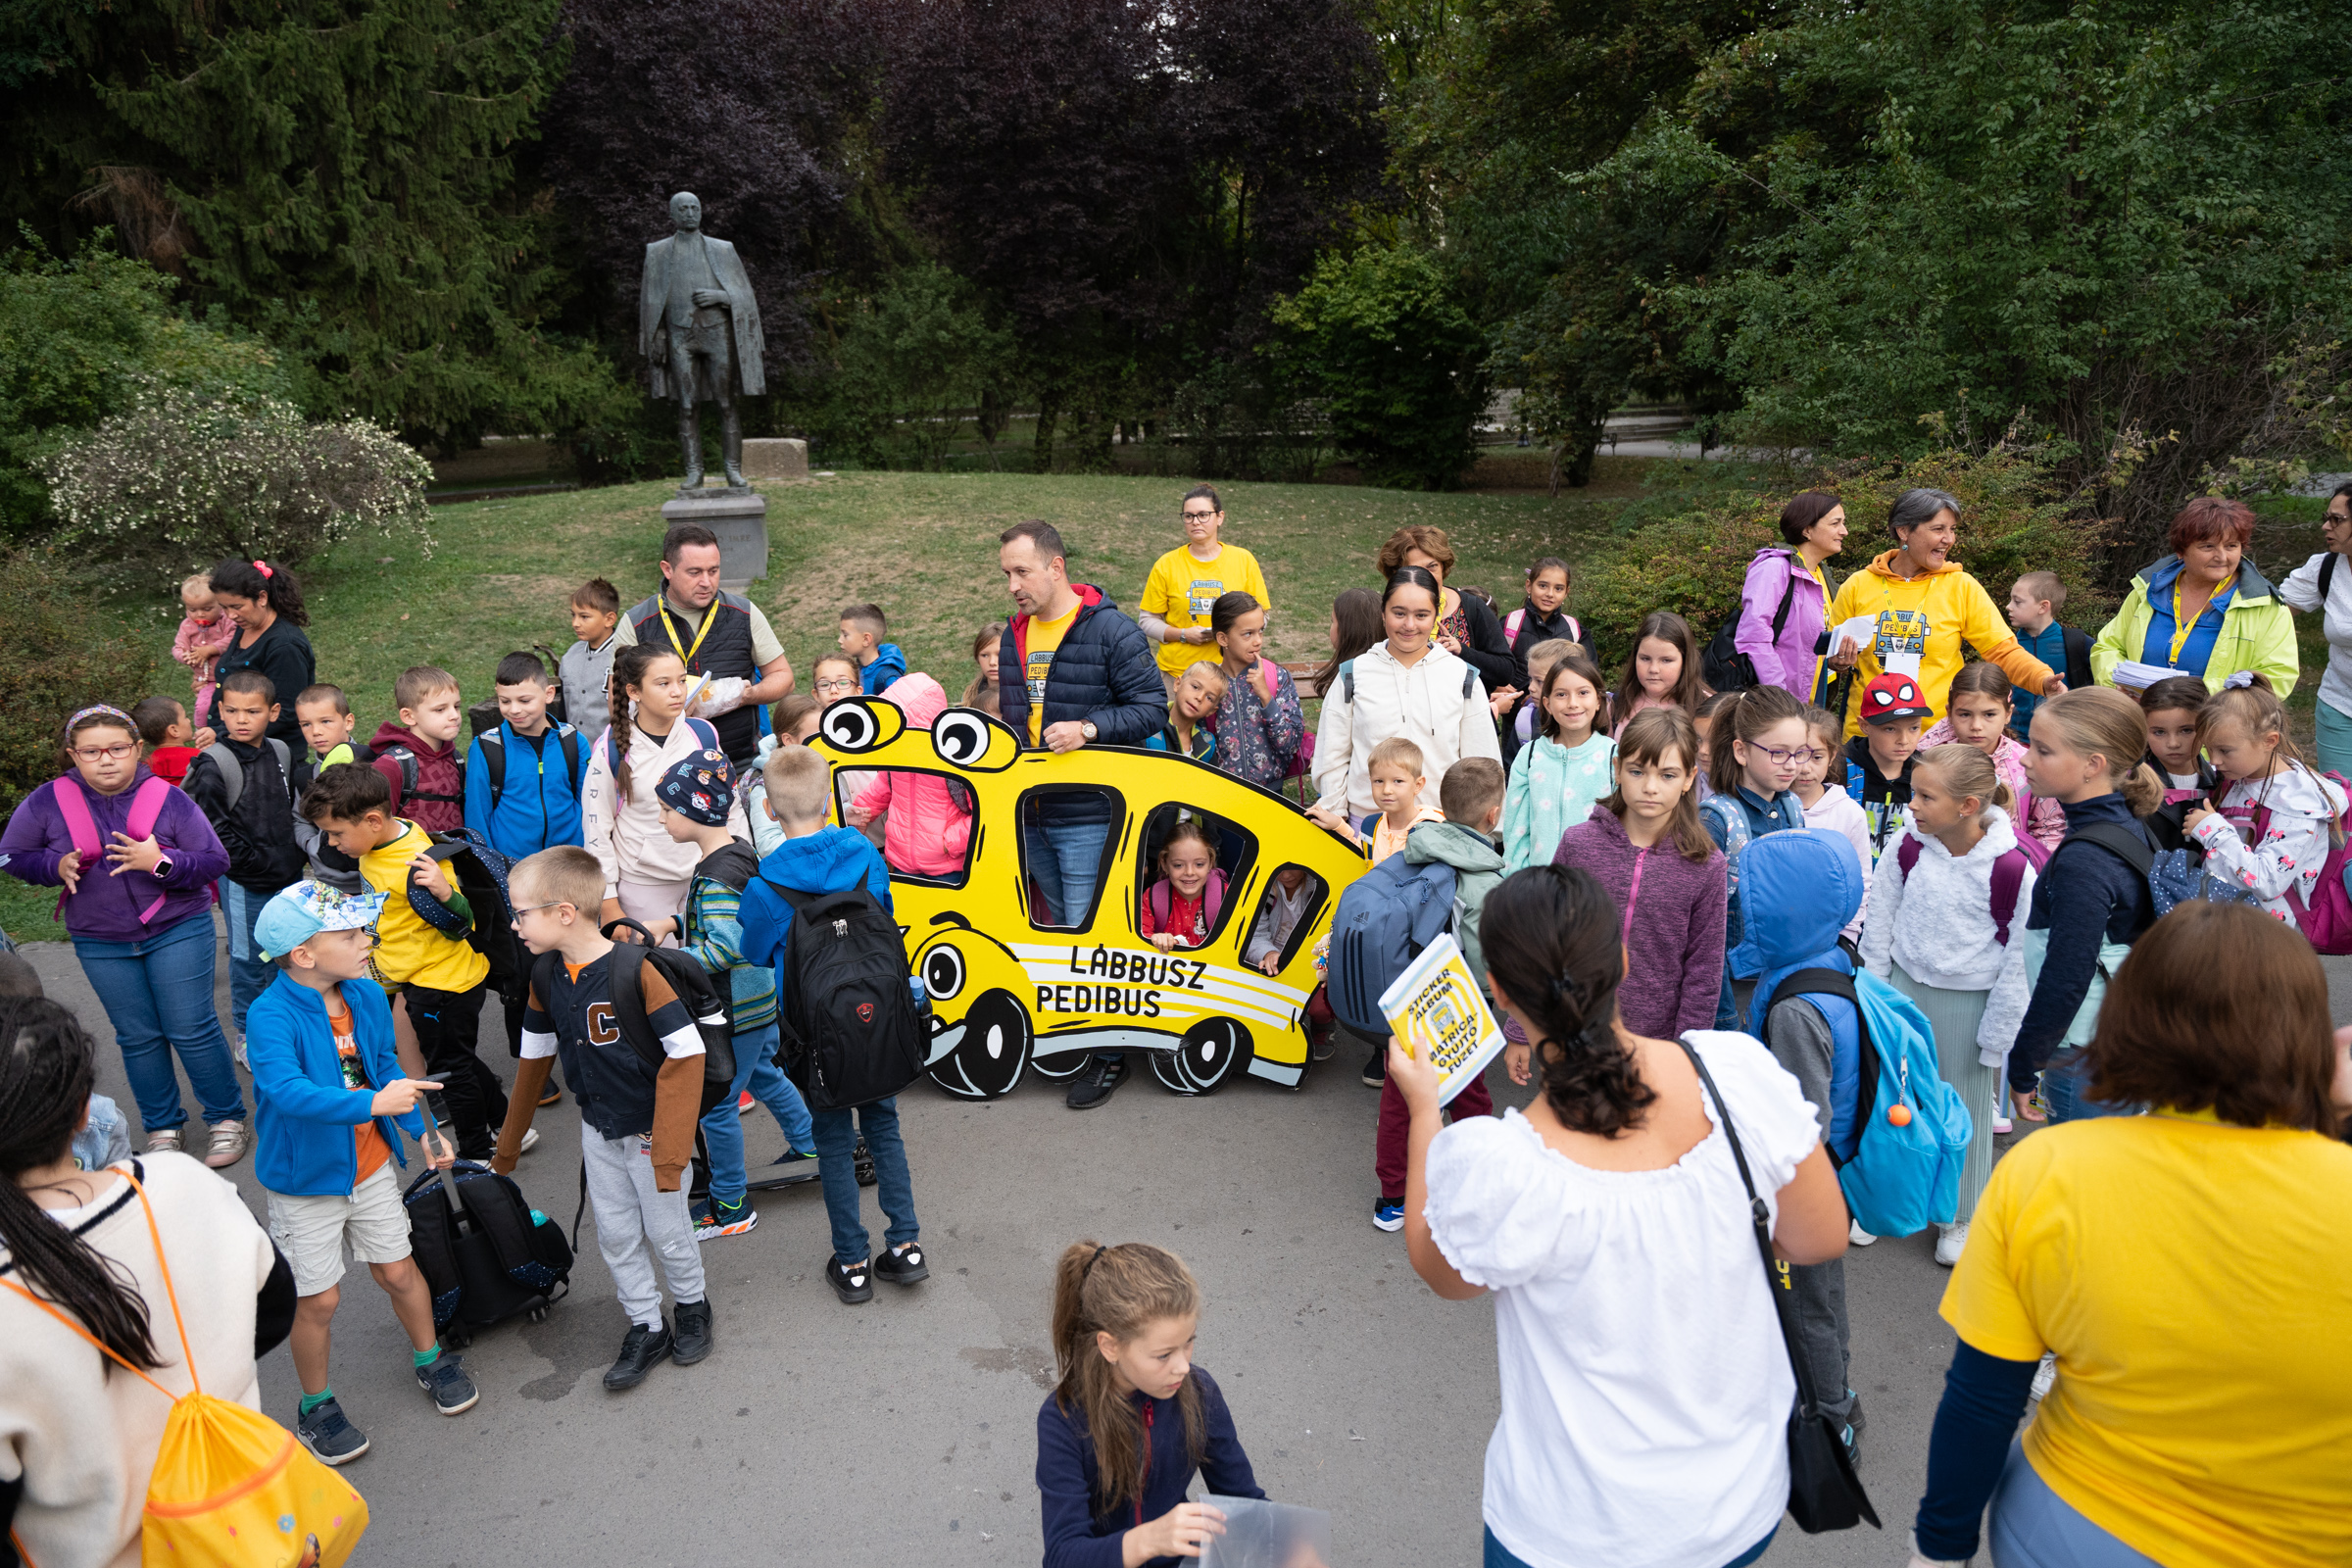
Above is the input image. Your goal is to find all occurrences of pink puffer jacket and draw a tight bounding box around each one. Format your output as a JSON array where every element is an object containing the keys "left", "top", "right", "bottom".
[{"left": 853, "top": 674, "right": 974, "bottom": 876}]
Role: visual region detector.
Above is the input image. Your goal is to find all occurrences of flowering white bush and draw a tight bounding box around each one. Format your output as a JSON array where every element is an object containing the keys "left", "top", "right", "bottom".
[{"left": 43, "top": 387, "right": 434, "bottom": 569}]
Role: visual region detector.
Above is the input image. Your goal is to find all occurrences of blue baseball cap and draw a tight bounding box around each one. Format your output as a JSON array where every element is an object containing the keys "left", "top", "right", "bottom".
[{"left": 254, "top": 880, "right": 386, "bottom": 962}]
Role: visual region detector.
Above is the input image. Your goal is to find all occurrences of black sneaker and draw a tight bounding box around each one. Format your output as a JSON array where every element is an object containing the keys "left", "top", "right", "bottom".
[
  {"left": 1360, "top": 1046, "right": 1386, "bottom": 1088},
  {"left": 853, "top": 1138, "right": 877, "bottom": 1188},
  {"left": 294, "top": 1396, "right": 369, "bottom": 1466},
  {"left": 603, "top": 1320, "right": 674, "bottom": 1391},
  {"left": 414, "top": 1350, "right": 479, "bottom": 1416},
  {"left": 826, "top": 1253, "right": 874, "bottom": 1304},
  {"left": 768, "top": 1149, "right": 820, "bottom": 1186},
  {"left": 1064, "top": 1054, "right": 1128, "bottom": 1110},
  {"left": 671, "top": 1298, "right": 713, "bottom": 1365},
  {"left": 875, "top": 1241, "right": 929, "bottom": 1287}
]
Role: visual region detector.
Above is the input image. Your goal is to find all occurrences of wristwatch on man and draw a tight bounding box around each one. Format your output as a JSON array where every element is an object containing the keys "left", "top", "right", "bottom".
[{"left": 1080, "top": 721, "right": 1099, "bottom": 742}]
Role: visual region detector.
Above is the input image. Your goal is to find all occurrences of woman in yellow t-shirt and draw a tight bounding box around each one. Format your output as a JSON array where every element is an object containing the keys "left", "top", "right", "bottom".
[{"left": 1910, "top": 901, "right": 2352, "bottom": 1568}]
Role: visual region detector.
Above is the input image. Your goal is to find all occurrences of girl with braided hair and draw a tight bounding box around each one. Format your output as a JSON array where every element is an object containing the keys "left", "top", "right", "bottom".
[
  {"left": 1036, "top": 1240, "right": 1266, "bottom": 1568},
  {"left": 0, "top": 997, "right": 291, "bottom": 1567},
  {"left": 580, "top": 644, "right": 746, "bottom": 943},
  {"left": 1393, "top": 864, "right": 1850, "bottom": 1568}
]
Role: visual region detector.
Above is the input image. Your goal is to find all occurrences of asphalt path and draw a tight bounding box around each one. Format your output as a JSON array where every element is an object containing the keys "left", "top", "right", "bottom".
[{"left": 25, "top": 929, "right": 2343, "bottom": 1568}]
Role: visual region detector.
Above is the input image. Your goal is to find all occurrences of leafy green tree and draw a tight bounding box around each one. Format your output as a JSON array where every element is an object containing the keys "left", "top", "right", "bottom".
[
  {"left": 807, "top": 263, "right": 1016, "bottom": 470},
  {"left": 1607, "top": 0, "right": 2352, "bottom": 554},
  {"left": 1272, "top": 244, "right": 1487, "bottom": 489},
  {"left": 0, "top": 234, "right": 289, "bottom": 537}
]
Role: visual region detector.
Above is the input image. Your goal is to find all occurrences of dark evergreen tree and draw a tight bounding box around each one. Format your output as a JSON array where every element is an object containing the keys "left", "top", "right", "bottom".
[{"left": 3, "top": 0, "right": 617, "bottom": 450}]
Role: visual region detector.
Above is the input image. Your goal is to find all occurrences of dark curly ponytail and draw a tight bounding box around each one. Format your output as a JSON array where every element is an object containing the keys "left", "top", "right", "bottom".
[
  {"left": 1482, "top": 866, "right": 1658, "bottom": 1137},
  {"left": 0, "top": 998, "right": 160, "bottom": 1370}
]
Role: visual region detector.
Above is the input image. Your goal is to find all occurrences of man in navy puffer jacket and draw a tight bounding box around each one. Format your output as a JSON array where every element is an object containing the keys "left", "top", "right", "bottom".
[{"left": 996, "top": 520, "right": 1168, "bottom": 1109}]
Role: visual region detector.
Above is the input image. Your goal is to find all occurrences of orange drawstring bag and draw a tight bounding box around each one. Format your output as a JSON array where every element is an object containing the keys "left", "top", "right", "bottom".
[{"left": 2, "top": 1170, "right": 368, "bottom": 1567}]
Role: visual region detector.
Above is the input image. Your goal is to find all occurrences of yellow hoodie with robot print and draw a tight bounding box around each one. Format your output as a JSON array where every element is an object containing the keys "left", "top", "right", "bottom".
[{"left": 1826, "top": 551, "right": 2055, "bottom": 738}]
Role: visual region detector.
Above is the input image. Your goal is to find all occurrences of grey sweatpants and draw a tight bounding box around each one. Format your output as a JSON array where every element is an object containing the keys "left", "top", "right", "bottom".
[
  {"left": 581, "top": 1127, "right": 706, "bottom": 1328},
  {"left": 1788, "top": 1257, "right": 1855, "bottom": 1429}
]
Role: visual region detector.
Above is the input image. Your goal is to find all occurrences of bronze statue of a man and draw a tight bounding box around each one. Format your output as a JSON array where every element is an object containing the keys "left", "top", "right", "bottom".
[{"left": 639, "top": 191, "right": 765, "bottom": 490}]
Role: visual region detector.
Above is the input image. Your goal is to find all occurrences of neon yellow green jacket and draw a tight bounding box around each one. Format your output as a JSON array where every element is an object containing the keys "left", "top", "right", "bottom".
[{"left": 2088, "top": 555, "right": 2299, "bottom": 696}]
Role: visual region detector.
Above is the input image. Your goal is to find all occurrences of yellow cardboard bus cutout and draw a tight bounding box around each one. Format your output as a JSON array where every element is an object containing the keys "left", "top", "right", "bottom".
[{"left": 808, "top": 698, "right": 1366, "bottom": 1099}]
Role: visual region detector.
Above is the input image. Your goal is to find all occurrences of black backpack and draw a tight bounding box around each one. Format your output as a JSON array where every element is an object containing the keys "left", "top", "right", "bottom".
[
  {"left": 383, "top": 744, "right": 465, "bottom": 808},
  {"left": 402, "top": 1158, "right": 572, "bottom": 1346},
  {"left": 764, "top": 878, "right": 925, "bottom": 1111},
  {"left": 1702, "top": 570, "right": 1798, "bottom": 693},
  {"left": 409, "top": 830, "right": 529, "bottom": 1006},
  {"left": 532, "top": 920, "right": 738, "bottom": 1114}
]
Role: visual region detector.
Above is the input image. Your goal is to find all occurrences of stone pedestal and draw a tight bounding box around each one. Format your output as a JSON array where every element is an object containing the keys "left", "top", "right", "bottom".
[
  {"left": 741, "top": 437, "right": 809, "bottom": 479},
  {"left": 661, "top": 486, "right": 768, "bottom": 589}
]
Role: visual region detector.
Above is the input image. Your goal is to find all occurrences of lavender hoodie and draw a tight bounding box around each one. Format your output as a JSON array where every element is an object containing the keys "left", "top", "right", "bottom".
[
  {"left": 0, "top": 769, "right": 229, "bottom": 943},
  {"left": 1551, "top": 805, "right": 1729, "bottom": 1040}
]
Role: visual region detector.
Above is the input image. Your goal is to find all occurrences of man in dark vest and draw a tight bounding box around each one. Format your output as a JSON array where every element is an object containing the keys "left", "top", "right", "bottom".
[{"left": 614, "top": 522, "right": 794, "bottom": 764}]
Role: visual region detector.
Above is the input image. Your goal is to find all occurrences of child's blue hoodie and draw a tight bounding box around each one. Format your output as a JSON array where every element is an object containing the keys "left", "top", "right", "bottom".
[
  {"left": 738, "top": 826, "right": 895, "bottom": 1007},
  {"left": 247, "top": 974, "right": 425, "bottom": 1198},
  {"left": 1740, "top": 828, "right": 1868, "bottom": 1159},
  {"left": 859, "top": 644, "right": 908, "bottom": 696}
]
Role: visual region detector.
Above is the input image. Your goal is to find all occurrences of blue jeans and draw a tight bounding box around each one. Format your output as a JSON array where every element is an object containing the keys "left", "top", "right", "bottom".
[
  {"left": 699, "top": 1021, "right": 814, "bottom": 1207},
  {"left": 74, "top": 912, "right": 245, "bottom": 1133},
  {"left": 810, "top": 1096, "right": 916, "bottom": 1264},
  {"left": 218, "top": 878, "right": 276, "bottom": 1040},
  {"left": 1484, "top": 1526, "right": 1775, "bottom": 1568},
  {"left": 1988, "top": 1438, "right": 2157, "bottom": 1565},
  {"left": 2040, "top": 1048, "right": 2137, "bottom": 1123},
  {"left": 2319, "top": 697, "right": 2352, "bottom": 780},
  {"left": 1024, "top": 814, "right": 1116, "bottom": 1059}
]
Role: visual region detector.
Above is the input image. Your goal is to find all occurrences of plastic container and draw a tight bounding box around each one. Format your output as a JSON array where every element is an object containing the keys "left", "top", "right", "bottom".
[{"left": 1199, "top": 1495, "right": 1332, "bottom": 1568}]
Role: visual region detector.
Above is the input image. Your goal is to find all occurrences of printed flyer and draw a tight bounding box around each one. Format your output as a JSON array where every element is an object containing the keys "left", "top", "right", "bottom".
[{"left": 1378, "top": 933, "right": 1505, "bottom": 1106}]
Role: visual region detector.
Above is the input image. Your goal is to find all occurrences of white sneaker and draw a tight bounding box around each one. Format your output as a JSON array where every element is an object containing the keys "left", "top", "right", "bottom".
[
  {"left": 2030, "top": 1351, "right": 2057, "bottom": 1402},
  {"left": 518, "top": 1127, "right": 539, "bottom": 1154},
  {"left": 146, "top": 1128, "right": 183, "bottom": 1154},
  {"left": 1848, "top": 1220, "right": 1877, "bottom": 1247},
  {"left": 233, "top": 1036, "right": 248, "bottom": 1069},
  {"left": 1935, "top": 1220, "right": 1969, "bottom": 1266},
  {"left": 1992, "top": 1112, "right": 2013, "bottom": 1135}
]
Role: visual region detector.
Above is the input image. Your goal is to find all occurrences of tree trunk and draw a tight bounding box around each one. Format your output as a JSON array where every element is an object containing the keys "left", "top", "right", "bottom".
[{"left": 1032, "top": 390, "right": 1059, "bottom": 474}]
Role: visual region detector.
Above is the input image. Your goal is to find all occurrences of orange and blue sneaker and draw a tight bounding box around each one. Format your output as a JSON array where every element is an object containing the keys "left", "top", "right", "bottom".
[{"left": 692, "top": 1197, "right": 758, "bottom": 1242}]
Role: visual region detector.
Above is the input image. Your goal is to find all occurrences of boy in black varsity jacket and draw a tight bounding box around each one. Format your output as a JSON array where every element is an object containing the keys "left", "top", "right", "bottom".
[{"left": 492, "top": 845, "right": 712, "bottom": 1393}]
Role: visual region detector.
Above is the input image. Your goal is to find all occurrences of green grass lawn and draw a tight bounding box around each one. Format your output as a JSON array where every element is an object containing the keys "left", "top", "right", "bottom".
[
  {"left": 0, "top": 468, "right": 1637, "bottom": 940},
  {"left": 6, "top": 466, "right": 2321, "bottom": 944}
]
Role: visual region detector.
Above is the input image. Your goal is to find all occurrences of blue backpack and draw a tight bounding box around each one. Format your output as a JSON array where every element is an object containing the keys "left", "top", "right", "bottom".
[
  {"left": 1762, "top": 965, "right": 1971, "bottom": 1238},
  {"left": 1327, "top": 846, "right": 1458, "bottom": 1039}
]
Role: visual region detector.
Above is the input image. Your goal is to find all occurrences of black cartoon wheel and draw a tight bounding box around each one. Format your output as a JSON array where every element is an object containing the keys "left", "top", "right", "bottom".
[
  {"left": 928, "top": 987, "right": 1031, "bottom": 1100},
  {"left": 1151, "top": 1017, "right": 1252, "bottom": 1096}
]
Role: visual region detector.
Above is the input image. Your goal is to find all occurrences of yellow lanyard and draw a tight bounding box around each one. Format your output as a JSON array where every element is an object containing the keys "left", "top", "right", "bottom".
[
  {"left": 2168, "top": 580, "right": 2207, "bottom": 666},
  {"left": 657, "top": 596, "right": 715, "bottom": 668}
]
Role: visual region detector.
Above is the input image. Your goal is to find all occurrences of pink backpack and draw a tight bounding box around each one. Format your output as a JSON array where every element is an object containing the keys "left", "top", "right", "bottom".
[
  {"left": 52, "top": 774, "right": 176, "bottom": 923},
  {"left": 2251, "top": 771, "right": 2352, "bottom": 954},
  {"left": 1893, "top": 834, "right": 2031, "bottom": 945},
  {"left": 1146, "top": 868, "right": 1227, "bottom": 941}
]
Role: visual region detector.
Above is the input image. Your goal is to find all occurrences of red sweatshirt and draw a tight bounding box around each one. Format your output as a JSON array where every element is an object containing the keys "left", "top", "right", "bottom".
[{"left": 368, "top": 722, "right": 465, "bottom": 833}]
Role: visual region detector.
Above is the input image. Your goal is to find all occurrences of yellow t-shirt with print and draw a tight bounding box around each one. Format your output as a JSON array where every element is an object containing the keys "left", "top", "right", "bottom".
[
  {"left": 360, "top": 819, "right": 490, "bottom": 994},
  {"left": 1021, "top": 601, "right": 1082, "bottom": 746},
  {"left": 1140, "top": 543, "right": 1271, "bottom": 676},
  {"left": 1939, "top": 1110, "right": 2352, "bottom": 1568}
]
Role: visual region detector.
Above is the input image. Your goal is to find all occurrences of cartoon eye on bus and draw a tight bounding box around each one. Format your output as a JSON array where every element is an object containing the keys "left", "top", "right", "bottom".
[{"left": 808, "top": 698, "right": 1366, "bottom": 1099}]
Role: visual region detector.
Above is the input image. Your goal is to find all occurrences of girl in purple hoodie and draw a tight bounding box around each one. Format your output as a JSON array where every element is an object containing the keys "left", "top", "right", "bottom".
[
  {"left": 1546, "top": 708, "right": 1729, "bottom": 1046},
  {"left": 0, "top": 706, "right": 244, "bottom": 1163}
]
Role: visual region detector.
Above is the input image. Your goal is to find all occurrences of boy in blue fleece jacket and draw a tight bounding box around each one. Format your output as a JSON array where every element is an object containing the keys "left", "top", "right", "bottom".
[
  {"left": 245, "top": 881, "right": 477, "bottom": 1467},
  {"left": 838, "top": 603, "right": 907, "bottom": 695},
  {"left": 738, "top": 745, "right": 931, "bottom": 1306}
]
